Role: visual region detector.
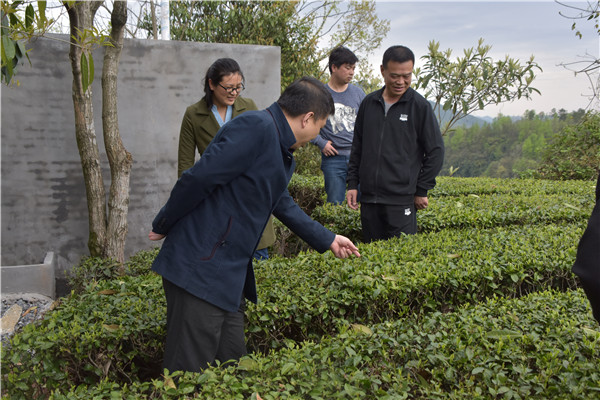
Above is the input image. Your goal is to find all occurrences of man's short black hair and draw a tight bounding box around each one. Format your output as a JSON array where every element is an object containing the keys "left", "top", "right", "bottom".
[
  {"left": 328, "top": 46, "right": 359, "bottom": 74},
  {"left": 277, "top": 76, "right": 335, "bottom": 121},
  {"left": 382, "top": 45, "right": 415, "bottom": 69}
]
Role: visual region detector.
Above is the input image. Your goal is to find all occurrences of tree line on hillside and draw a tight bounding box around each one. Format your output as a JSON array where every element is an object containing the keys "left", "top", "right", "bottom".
[{"left": 441, "top": 108, "right": 599, "bottom": 180}]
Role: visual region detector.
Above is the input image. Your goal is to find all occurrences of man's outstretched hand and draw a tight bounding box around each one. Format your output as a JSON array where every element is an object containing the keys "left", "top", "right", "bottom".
[
  {"left": 148, "top": 231, "right": 165, "bottom": 241},
  {"left": 330, "top": 234, "right": 361, "bottom": 259}
]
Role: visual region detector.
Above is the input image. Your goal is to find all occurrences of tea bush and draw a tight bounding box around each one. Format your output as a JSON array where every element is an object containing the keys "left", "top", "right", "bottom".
[
  {"left": 2, "top": 273, "right": 166, "bottom": 399},
  {"left": 247, "top": 223, "right": 584, "bottom": 351},
  {"left": 46, "top": 290, "right": 600, "bottom": 399},
  {"left": 2, "top": 176, "right": 598, "bottom": 399}
]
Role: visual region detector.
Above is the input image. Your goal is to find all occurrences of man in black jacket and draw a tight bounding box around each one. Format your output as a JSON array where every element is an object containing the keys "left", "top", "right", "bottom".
[
  {"left": 346, "top": 45, "right": 444, "bottom": 242},
  {"left": 572, "top": 172, "right": 600, "bottom": 323}
]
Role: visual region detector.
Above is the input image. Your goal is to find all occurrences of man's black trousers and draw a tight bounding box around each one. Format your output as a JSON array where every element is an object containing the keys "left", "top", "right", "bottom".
[{"left": 161, "top": 278, "right": 247, "bottom": 372}]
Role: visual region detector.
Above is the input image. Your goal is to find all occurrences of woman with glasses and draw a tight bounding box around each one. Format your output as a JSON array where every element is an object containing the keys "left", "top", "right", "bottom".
[
  {"left": 177, "top": 58, "right": 275, "bottom": 260},
  {"left": 177, "top": 58, "right": 256, "bottom": 178}
]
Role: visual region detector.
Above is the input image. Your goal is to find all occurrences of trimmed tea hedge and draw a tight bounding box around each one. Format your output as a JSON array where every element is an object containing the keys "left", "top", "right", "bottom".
[
  {"left": 1, "top": 177, "right": 597, "bottom": 399},
  {"left": 46, "top": 290, "right": 600, "bottom": 399},
  {"left": 273, "top": 178, "right": 596, "bottom": 256},
  {"left": 248, "top": 223, "right": 584, "bottom": 351},
  {"left": 431, "top": 177, "right": 596, "bottom": 197},
  {"left": 1, "top": 273, "right": 165, "bottom": 399},
  {"left": 2, "top": 223, "right": 586, "bottom": 399}
]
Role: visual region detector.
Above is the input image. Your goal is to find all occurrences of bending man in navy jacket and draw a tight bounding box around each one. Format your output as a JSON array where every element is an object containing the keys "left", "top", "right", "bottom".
[{"left": 149, "top": 77, "right": 360, "bottom": 373}]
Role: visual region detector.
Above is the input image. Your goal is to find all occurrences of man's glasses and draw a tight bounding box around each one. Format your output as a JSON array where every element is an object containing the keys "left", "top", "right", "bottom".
[{"left": 218, "top": 83, "right": 245, "bottom": 94}]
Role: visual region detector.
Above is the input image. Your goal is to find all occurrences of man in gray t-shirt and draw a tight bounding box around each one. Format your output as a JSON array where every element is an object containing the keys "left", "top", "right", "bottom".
[{"left": 311, "top": 47, "right": 366, "bottom": 204}]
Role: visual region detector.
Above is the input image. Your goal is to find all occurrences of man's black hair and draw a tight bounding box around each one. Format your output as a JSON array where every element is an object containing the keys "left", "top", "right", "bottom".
[
  {"left": 328, "top": 46, "right": 359, "bottom": 74},
  {"left": 203, "top": 58, "right": 245, "bottom": 108},
  {"left": 277, "top": 76, "right": 335, "bottom": 121},
  {"left": 382, "top": 45, "right": 415, "bottom": 69}
]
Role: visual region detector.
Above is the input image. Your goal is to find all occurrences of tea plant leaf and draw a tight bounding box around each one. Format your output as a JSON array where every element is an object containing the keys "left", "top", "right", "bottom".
[{"left": 351, "top": 324, "right": 373, "bottom": 336}]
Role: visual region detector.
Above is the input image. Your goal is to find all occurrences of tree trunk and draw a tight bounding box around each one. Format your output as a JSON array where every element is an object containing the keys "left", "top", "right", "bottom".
[
  {"left": 150, "top": 0, "right": 158, "bottom": 40},
  {"left": 65, "top": 1, "right": 106, "bottom": 257},
  {"left": 102, "top": 0, "right": 131, "bottom": 265}
]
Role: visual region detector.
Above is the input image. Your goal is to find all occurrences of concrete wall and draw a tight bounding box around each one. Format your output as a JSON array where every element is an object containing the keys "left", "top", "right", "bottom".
[{"left": 1, "top": 35, "right": 281, "bottom": 285}]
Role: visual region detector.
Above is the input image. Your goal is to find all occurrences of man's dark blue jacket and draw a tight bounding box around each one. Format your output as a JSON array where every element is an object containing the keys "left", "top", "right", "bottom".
[{"left": 152, "top": 103, "right": 335, "bottom": 312}]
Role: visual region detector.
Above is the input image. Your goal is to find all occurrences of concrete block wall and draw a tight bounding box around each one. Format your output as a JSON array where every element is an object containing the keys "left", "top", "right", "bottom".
[{"left": 1, "top": 35, "right": 281, "bottom": 291}]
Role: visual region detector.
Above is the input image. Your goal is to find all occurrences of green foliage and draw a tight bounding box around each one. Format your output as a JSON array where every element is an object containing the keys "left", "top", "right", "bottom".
[
  {"left": 2, "top": 274, "right": 166, "bottom": 399},
  {"left": 158, "top": 1, "right": 389, "bottom": 90},
  {"left": 248, "top": 223, "right": 585, "bottom": 352},
  {"left": 536, "top": 111, "right": 600, "bottom": 180},
  {"left": 0, "top": 0, "right": 51, "bottom": 84},
  {"left": 270, "top": 174, "right": 325, "bottom": 256},
  {"left": 2, "top": 177, "right": 598, "bottom": 399},
  {"left": 67, "top": 249, "right": 158, "bottom": 294},
  {"left": 293, "top": 143, "right": 322, "bottom": 177},
  {"left": 67, "top": 256, "right": 124, "bottom": 294},
  {"left": 441, "top": 109, "right": 587, "bottom": 178},
  {"left": 36, "top": 291, "right": 600, "bottom": 399},
  {"left": 287, "top": 173, "right": 325, "bottom": 213},
  {"left": 414, "top": 39, "right": 542, "bottom": 135}
]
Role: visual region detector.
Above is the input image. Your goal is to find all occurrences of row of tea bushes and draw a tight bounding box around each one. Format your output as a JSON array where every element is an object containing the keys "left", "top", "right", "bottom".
[
  {"left": 1, "top": 273, "right": 166, "bottom": 399},
  {"left": 2, "top": 177, "right": 596, "bottom": 399},
  {"left": 247, "top": 223, "right": 584, "bottom": 351},
  {"left": 286, "top": 175, "right": 596, "bottom": 208},
  {"left": 47, "top": 290, "right": 599, "bottom": 399},
  {"left": 275, "top": 188, "right": 594, "bottom": 255},
  {"left": 2, "top": 222, "right": 586, "bottom": 399},
  {"left": 431, "top": 177, "right": 596, "bottom": 197}
]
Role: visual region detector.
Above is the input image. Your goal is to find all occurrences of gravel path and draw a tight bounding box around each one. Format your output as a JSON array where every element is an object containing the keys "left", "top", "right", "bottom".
[{"left": 1, "top": 293, "right": 57, "bottom": 345}]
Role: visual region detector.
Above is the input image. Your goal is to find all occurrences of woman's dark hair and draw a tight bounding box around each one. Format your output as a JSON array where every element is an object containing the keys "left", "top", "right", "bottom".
[
  {"left": 382, "top": 45, "right": 415, "bottom": 69},
  {"left": 203, "top": 58, "right": 245, "bottom": 108},
  {"left": 328, "top": 46, "right": 359, "bottom": 74},
  {"left": 277, "top": 76, "right": 334, "bottom": 121}
]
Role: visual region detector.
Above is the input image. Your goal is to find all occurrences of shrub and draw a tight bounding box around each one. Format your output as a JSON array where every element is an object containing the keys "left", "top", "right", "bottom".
[
  {"left": 536, "top": 112, "right": 600, "bottom": 180},
  {"left": 247, "top": 223, "right": 585, "bottom": 352},
  {"left": 292, "top": 144, "right": 322, "bottom": 177},
  {"left": 67, "top": 256, "right": 123, "bottom": 294},
  {"left": 1, "top": 273, "right": 166, "bottom": 399},
  {"left": 46, "top": 290, "right": 600, "bottom": 399},
  {"left": 3, "top": 176, "right": 598, "bottom": 399}
]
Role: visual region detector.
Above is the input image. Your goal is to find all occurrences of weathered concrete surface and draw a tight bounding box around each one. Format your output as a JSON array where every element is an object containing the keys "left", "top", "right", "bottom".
[
  {"left": 1, "top": 252, "right": 56, "bottom": 298},
  {"left": 1, "top": 35, "right": 281, "bottom": 284}
]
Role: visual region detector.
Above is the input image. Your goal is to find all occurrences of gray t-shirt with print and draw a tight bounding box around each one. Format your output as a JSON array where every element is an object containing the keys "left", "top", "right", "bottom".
[{"left": 311, "top": 83, "right": 366, "bottom": 157}]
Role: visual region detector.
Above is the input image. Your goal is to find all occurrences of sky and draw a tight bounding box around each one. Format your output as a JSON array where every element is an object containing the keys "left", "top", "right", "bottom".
[{"left": 368, "top": 1, "right": 599, "bottom": 117}]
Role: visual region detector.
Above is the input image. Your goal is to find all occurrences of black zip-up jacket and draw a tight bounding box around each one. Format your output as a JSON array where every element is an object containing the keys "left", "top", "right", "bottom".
[{"left": 347, "top": 87, "right": 444, "bottom": 205}]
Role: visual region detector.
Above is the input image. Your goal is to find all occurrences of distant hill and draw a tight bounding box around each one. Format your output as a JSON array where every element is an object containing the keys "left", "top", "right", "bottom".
[
  {"left": 428, "top": 101, "right": 489, "bottom": 128},
  {"left": 428, "top": 101, "right": 522, "bottom": 128}
]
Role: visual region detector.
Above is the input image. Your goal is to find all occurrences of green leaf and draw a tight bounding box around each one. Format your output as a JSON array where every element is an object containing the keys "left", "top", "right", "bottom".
[
  {"left": 88, "top": 52, "right": 95, "bottom": 85},
  {"left": 281, "top": 362, "right": 296, "bottom": 375},
  {"left": 237, "top": 358, "right": 259, "bottom": 371},
  {"left": 25, "top": 4, "right": 34, "bottom": 29},
  {"left": 2, "top": 36, "right": 16, "bottom": 60},
  {"left": 81, "top": 53, "right": 89, "bottom": 93},
  {"left": 486, "top": 329, "right": 522, "bottom": 339},
  {"left": 351, "top": 323, "right": 373, "bottom": 335},
  {"left": 102, "top": 324, "right": 120, "bottom": 332},
  {"left": 37, "top": 1, "right": 47, "bottom": 28}
]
